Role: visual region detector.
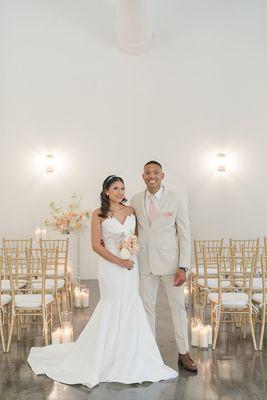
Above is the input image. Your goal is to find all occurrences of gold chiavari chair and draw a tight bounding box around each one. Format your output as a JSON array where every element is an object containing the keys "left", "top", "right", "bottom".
[
  {"left": 229, "top": 238, "right": 260, "bottom": 254},
  {"left": 209, "top": 254, "right": 257, "bottom": 350},
  {"left": 2, "top": 239, "right": 32, "bottom": 278},
  {"left": 3, "top": 238, "right": 33, "bottom": 253},
  {"left": 264, "top": 237, "right": 267, "bottom": 254},
  {"left": 252, "top": 255, "right": 267, "bottom": 350},
  {"left": 192, "top": 239, "right": 224, "bottom": 304},
  {"left": 197, "top": 245, "right": 233, "bottom": 306},
  {"left": 0, "top": 256, "right": 12, "bottom": 352},
  {"left": 27, "top": 248, "right": 63, "bottom": 325},
  {"left": 234, "top": 246, "right": 262, "bottom": 292},
  {"left": 6, "top": 255, "right": 54, "bottom": 352},
  {"left": 1, "top": 248, "right": 28, "bottom": 293},
  {"left": 39, "top": 239, "right": 71, "bottom": 309}
]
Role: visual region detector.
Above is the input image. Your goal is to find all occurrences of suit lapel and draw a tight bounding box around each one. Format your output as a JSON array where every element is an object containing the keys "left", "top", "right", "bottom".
[
  {"left": 151, "top": 187, "right": 168, "bottom": 227},
  {"left": 139, "top": 191, "right": 150, "bottom": 227}
]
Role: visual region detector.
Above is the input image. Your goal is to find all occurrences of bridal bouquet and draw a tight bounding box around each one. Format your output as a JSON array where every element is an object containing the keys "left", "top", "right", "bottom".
[
  {"left": 44, "top": 193, "right": 91, "bottom": 234},
  {"left": 119, "top": 233, "right": 144, "bottom": 259}
]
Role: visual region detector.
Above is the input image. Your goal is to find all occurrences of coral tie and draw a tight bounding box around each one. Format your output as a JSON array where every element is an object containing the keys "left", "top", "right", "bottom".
[{"left": 148, "top": 194, "right": 157, "bottom": 224}]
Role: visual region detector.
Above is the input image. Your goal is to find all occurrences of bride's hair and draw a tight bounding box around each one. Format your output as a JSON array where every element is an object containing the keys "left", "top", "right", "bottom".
[{"left": 99, "top": 175, "right": 127, "bottom": 218}]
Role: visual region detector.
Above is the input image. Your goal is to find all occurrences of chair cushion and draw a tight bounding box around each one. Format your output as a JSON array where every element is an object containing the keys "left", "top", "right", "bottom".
[
  {"left": 235, "top": 278, "right": 262, "bottom": 290},
  {"left": 32, "top": 279, "right": 65, "bottom": 290},
  {"left": 1, "top": 280, "right": 27, "bottom": 291},
  {"left": 252, "top": 278, "right": 263, "bottom": 290},
  {"left": 46, "top": 266, "right": 66, "bottom": 277},
  {"left": 1, "top": 294, "right": 11, "bottom": 306},
  {"left": 252, "top": 293, "right": 267, "bottom": 305},
  {"left": 15, "top": 294, "right": 54, "bottom": 308},
  {"left": 192, "top": 267, "right": 217, "bottom": 277},
  {"left": 198, "top": 278, "right": 230, "bottom": 289},
  {"left": 209, "top": 292, "right": 249, "bottom": 308}
]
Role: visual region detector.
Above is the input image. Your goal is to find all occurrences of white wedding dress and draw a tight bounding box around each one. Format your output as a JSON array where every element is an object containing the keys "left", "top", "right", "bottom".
[{"left": 27, "top": 214, "right": 178, "bottom": 388}]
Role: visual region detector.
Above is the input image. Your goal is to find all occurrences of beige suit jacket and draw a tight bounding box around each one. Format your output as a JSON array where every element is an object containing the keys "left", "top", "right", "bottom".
[{"left": 131, "top": 187, "right": 191, "bottom": 275}]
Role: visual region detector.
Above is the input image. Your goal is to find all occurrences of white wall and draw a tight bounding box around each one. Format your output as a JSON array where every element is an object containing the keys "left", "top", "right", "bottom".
[{"left": 1, "top": 0, "right": 267, "bottom": 278}]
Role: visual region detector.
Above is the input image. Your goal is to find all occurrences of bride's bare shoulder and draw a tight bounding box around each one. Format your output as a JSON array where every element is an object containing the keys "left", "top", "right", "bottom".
[
  {"left": 124, "top": 205, "right": 135, "bottom": 216},
  {"left": 92, "top": 208, "right": 102, "bottom": 219}
]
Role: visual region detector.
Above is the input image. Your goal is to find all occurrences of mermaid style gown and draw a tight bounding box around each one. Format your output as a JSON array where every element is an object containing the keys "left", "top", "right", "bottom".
[{"left": 27, "top": 214, "right": 178, "bottom": 387}]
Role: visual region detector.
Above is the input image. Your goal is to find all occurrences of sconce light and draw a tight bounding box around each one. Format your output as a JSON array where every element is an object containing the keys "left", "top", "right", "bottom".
[
  {"left": 217, "top": 153, "right": 226, "bottom": 172},
  {"left": 45, "top": 154, "right": 54, "bottom": 173}
]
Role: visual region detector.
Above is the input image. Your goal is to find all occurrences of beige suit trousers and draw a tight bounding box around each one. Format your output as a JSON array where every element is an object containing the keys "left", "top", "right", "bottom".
[{"left": 139, "top": 273, "right": 189, "bottom": 354}]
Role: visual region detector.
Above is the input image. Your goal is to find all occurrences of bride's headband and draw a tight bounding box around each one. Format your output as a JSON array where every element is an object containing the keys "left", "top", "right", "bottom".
[{"left": 105, "top": 175, "right": 117, "bottom": 184}]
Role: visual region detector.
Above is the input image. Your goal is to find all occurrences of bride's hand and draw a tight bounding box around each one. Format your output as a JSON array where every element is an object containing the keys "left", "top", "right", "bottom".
[{"left": 119, "top": 259, "right": 134, "bottom": 269}]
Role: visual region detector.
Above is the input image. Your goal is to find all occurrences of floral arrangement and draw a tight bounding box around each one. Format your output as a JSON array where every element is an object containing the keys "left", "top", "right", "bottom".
[
  {"left": 44, "top": 193, "right": 91, "bottom": 234},
  {"left": 119, "top": 233, "right": 143, "bottom": 259}
]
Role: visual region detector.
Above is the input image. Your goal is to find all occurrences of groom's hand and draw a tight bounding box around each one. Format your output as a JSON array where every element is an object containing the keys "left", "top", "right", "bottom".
[{"left": 173, "top": 268, "right": 186, "bottom": 286}]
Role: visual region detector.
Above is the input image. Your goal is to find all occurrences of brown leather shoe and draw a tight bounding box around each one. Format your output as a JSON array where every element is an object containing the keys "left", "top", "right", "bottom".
[{"left": 178, "top": 353, "right": 198, "bottom": 373}]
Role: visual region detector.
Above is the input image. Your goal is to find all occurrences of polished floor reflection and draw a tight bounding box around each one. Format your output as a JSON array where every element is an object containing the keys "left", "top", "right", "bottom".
[{"left": 0, "top": 280, "right": 266, "bottom": 400}]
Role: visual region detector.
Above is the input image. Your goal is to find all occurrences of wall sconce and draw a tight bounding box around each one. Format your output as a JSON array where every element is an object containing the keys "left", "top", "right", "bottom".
[
  {"left": 45, "top": 154, "right": 54, "bottom": 173},
  {"left": 217, "top": 153, "right": 226, "bottom": 172}
]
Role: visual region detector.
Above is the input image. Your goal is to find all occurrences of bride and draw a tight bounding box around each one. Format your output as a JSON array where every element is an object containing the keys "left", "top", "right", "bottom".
[{"left": 27, "top": 175, "right": 178, "bottom": 388}]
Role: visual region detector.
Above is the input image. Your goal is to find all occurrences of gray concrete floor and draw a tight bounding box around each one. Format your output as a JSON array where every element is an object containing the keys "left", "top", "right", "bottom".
[{"left": 0, "top": 280, "right": 266, "bottom": 400}]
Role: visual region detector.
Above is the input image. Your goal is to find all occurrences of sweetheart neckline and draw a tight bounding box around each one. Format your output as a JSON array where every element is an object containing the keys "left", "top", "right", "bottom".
[{"left": 102, "top": 214, "right": 135, "bottom": 227}]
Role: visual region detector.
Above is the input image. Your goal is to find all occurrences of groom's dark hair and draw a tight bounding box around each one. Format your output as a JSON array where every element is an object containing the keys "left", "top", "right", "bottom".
[{"left": 144, "top": 160, "right": 162, "bottom": 169}]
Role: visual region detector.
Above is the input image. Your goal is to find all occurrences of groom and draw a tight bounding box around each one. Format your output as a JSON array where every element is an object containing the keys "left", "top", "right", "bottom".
[{"left": 131, "top": 161, "right": 197, "bottom": 372}]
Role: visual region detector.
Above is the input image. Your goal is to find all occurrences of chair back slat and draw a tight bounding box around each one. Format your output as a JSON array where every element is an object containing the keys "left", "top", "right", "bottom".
[
  {"left": 3, "top": 239, "right": 33, "bottom": 252},
  {"left": 194, "top": 239, "right": 223, "bottom": 276},
  {"left": 39, "top": 239, "right": 68, "bottom": 276},
  {"left": 229, "top": 238, "right": 260, "bottom": 253},
  {"left": 26, "top": 248, "right": 59, "bottom": 290},
  {"left": 216, "top": 254, "right": 257, "bottom": 302},
  {"left": 7, "top": 256, "right": 47, "bottom": 303}
]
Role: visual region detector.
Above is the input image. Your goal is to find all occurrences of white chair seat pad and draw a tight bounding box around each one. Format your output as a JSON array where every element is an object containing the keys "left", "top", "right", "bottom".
[
  {"left": 198, "top": 278, "right": 230, "bottom": 289},
  {"left": 252, "top": 293, "right": 267, "bottom": 305},
  {"left": 1, "top": 280, "right": 27, "bottom": 291},
  {"left": 252, "top": 278, "right": 263, "bottom": 289},
  {"left": 1, "top": 294, "right": 11, "bottom": 306},
  {"left": 235, "top": 278, "right": 262, "bottom": 290},
  {"left": 192, "top": 267, "right": 217, "bottom": 277},
  {"left": 46, "top": 267, "right": 65, "bottom": 277},
  {"left": 32, "top": 279, "right": 65, "bottom": 290},
  {"left": 15, "top": 294, "right": 54, "bottom": 308},
  {"left": 209, "top": 292, "right": 249, "bottom": 308}
]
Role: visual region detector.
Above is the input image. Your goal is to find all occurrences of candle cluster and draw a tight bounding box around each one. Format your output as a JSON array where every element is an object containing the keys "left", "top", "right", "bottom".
[
  {"left": 51, "top": 327, "right": 73, "bottom": 344},
  {"left": 191, "top": 322, "right": 212, "bottom": 349},
  {"left": 34, "top": 227, "right": 47, "bottom": 241},
  {"left": 74, "top": 288, "right": 89, "bottom": 308}
]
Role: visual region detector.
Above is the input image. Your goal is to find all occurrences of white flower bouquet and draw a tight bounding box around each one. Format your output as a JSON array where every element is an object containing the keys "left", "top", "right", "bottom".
[{"left": 119, "top": 233, "right": 144, "bottom": 259}]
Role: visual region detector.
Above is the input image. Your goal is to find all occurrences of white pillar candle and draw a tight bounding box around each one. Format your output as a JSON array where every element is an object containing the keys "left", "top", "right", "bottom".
[
  {"left": 74, "top": 290, "right": 82, "bottom": 307},
  {"left": 42, "top": 229, "right": 47, "bottom": 239},
  {"left": 51, "top": 329, "right": 62, "bottom": 344},
  {"left": 61, "top": 328, "right": 73, "bottom": 343},
  {"left": 35, "top": 227, "right": 41, "bottom": 242},
  {"left": 206, "top": 325, "right": 212, "bottom": 346},
  {"left": 184, "top": 286, "right": 189, "bottom": 305},
  {"left": 191, "top": 326, "right": 201, "bottom": 347},
  {"left": 81, "top": 292, "right": 89, "bottom": 308},
  {"left": 199, "top": 327, "right": 208, "bottom": 349},
  {"left": 191, "top": 318, "right": 201, "bottom": 331}
]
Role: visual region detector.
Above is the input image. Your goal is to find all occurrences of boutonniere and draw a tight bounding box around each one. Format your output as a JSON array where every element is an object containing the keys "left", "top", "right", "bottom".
[{"left": 162, "top": 212, "right": 173, "bottom": 217}]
